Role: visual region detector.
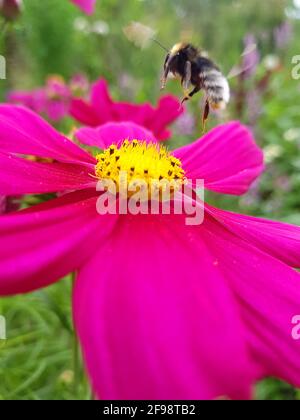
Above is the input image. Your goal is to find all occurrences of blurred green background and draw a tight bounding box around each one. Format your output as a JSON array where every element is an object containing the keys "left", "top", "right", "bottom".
[{"left": 0, "top": 0, "right": 300, "bottom": 400}]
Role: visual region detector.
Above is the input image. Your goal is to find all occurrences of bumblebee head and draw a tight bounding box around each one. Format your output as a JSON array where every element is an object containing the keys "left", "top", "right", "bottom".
[{"left": 161, "top": 43, "right": 198, "bottom": 89}]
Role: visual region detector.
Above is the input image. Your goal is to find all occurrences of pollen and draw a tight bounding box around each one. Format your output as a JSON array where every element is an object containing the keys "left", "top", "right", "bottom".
[{"left": 95, "top": 140, "right": 186, "bottom": 198}]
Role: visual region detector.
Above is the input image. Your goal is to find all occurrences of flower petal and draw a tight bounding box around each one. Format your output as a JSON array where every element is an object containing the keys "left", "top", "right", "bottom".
[
  {"left": 71, "top": 79, "right": 182, "bottom": 140},
  {"left": 46, "top": 100, "right": 69, "bottom": 122},
  {"left": 70, "top": 98, "right": 102, "bottom": 127},
  {"left": 0, "top": 192, "right": 117, "bottom": 295},
  {"left": 112, "top": 96, "right": 182, "bottom": 140},
  {"left": 205, "top": 216, "right": 300, "bottom": 387},
  {"left": 206, "top": 205, "right": 300, "bottom": 268},
  {"left": 74, "top": 213, "right": 254, "bottom": 400},
  {"left": 173, "top": 122, "right": 264, "bottom": 195},
  {"left": 7, "top": 91, "right": 44, "bottom": 112},
  {"left": 71, "top": 0, "right": 96, "bottom": 15},
  {"left": 90, "top": 79, "right": 114, "bottom": 121},
  {"left": 0, "top": 152, "right": 96, "bottom": 195},
  {"left": 0, "top": 105, "right": 94, "bottom": 165},
  {"left": 149, "top": 95, "right": 184, "bottom": 141},
  {"left": 75, "top": 122, "right": 157, "bottom": 149}
]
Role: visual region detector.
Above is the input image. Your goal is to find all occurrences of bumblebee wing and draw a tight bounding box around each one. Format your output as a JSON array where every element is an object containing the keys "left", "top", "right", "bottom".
[
  {"left": 227, "top": 42, "right": 258, "bottom": 79},
  {"left": 123, "top": 22, "right": 156, "bottom": 49}
]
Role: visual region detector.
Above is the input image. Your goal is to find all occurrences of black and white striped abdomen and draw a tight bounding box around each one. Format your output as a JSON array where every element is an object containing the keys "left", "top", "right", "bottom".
[{"left": 202, "top": 69, "right": 230, "bottom": 110}]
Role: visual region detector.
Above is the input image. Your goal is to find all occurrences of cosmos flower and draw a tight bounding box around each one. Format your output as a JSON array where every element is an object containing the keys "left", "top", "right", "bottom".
[
  {"left": 1, "top": 106, "right": 300, "bottom": 400},
  {"left": 0, "top": 0, "right": 22, "bottom": 20},
  {"left": 70, "top": 78, "right": 183, "bottom": 141},
  {"left": 8, "top": 75, "right": 89, "bottom": 122},
  {"left": 70, "top": 0, "right": 96, "bottom": 15},
  {"left": 69, "top": 73, "right": 90, "bottom": 97}
]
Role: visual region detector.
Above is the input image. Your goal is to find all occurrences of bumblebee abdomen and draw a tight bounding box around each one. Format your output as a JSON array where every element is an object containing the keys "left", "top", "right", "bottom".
[{"left": 201, "top": 69, "right": 230, "bottom": 110}]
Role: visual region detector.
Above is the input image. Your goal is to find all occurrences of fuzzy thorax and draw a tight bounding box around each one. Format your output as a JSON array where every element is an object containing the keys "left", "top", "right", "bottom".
[{"left": 95, "top": 140, "right": 185, "bottom": 197}]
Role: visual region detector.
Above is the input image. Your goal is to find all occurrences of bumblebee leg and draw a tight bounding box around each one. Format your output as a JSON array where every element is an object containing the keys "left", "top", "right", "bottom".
[
  {"left": 160, "top": 67, "right": 170, "bottom": 90},
  {"left": 160, "top": 74, "right": 167, "bottom": 90},
  {"left": 188, "top": 85, "right": 201, "bottom": 98},
  {"left": 180, "top": 96, "right": 190, "bottom": 106},
  {"left": 202, "top": 100, "right": 210, "bottom": 133},
  {"left": 180, "top": 85, "right": 201, "bottom": 107}
]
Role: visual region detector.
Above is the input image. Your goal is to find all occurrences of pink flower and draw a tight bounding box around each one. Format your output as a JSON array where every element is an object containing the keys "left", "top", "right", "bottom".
[
  {"left": 8, "top": 75, "right": 88, "bottom": 122},
  {"left": 69, "top": 74, "right": 90, "bottom": 97},
  {"left": 70, "top": 78, "right": 183, "bottom": 141},
  {"left": 274, "top": 21, "right": 293, "bottom": 50},
  {"left": 242, "top": 34, "right": 260, "bottom": 78},
  {"left": 1, "top": 105, "right": 300, "bottom": 400},
  {"left": 70, "top": 0, "right": 96, "bottom": 15},
  {"left": 0, "top": 0, "right": 22, "bottom": 20}
]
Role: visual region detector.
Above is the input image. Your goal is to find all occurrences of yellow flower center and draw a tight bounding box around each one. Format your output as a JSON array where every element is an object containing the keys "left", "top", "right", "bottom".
[{"left": 95, "top": 140, "right": 185, "bottom": 198}]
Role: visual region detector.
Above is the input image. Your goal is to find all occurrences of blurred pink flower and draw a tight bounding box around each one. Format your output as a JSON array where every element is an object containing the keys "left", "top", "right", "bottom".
[
  {"left": 70, "top": 78, "right": 183, "bottom": 141},
  {"left": 274, "top": 21, "right": 293, "bottom": 50},
  {"left": 242, "top": 34, "right": 260, "bottom": 78},
  {"left": 70, "top": 0, "right": 96, "bottom": 15},
  {"left": 246, "top": 89, "right": 262, "bottom": 127},
  {"left": 69, "top": 74, "right": 90, "bottom": 97},
  {"left": 174, "top": 111, "right": 196, "bottom": 136},
  {"left": 275, "top": 175, "right": 292, "bottom": 193},
  {"left": 0, "top": 0, "right": 22, "bottom": 20},
  {"left": 8, "top": 75, "right": 89, "bottom": 122},
  {"left": 3, "top": 105, "right": 300, "bottom": 399}
]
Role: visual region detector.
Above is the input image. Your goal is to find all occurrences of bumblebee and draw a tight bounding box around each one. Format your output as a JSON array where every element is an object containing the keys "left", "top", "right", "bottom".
[{"left": 161, "top": 43, "right": 230, "bottom": 127}]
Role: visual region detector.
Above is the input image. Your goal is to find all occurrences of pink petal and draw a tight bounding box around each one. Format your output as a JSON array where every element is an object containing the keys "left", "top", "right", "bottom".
[
  {"left": 45, "top": 100, "right": 69, "bottom": 122},
  {"left": 90, "top": 79, "right": 114, "bottom": 122},
  {"left": 71, "top": 0, "right": 96, "bottom": 15},
  {"left": 173, "top": 122, "right": 264, "bottom": 195},
  {"left": 0, "top": 105, "right": 95, "bottom": 165},
  {"left": 204, "top": 215, "right": 300, "bottom": 387},
  {"left": 158, "top": 128, "right": 172, "bottom": 140},
  {"left": 206, "top": 205, "right": 300, "bottom": 268},
  {"left": 23, "top": 188, "right": 98, "bottom": 212},
  {"left": 75, "top": 122, "right": 156, "bottom": 149},
  {"left": 7, "top": 91, "right": 37, "bottom": 109},
  {"left": 112, "top": 97, "right": 182, "bottom": 141},
  {"left": 70, "top": 98, "right": 102, "bottom": 127},
  {"left": 0, "top": 152, "right": 95, "bottom": 195},
  {"left": 70, "top": 78, "right": 182, "bottom": 140},
  {"left": 113, "top": 102, "right": 155, "bottom": 124},
  {"left": 71, "top": 80, "right": 114, "bottom": 127},
  {"left": 74, "top": 213, "right": 254, "bottom": 400},
  {"left": 149, "top": 95, "right": 184, "bottom": 140},
  {"left": 0, "top": 192, "right": 117, "bottom": 295}
]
